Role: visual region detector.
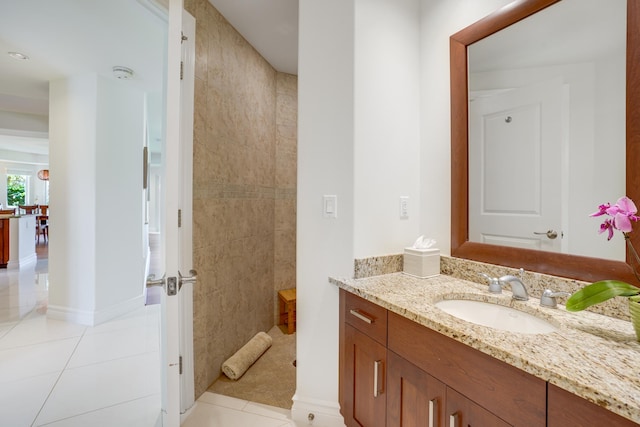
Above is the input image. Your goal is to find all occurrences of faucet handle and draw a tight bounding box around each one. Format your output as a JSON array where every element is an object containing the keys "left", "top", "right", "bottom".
[
  {"left": 479, "top": 273, "right": 502, "bottom": 294},
  {"left": 540, "top": 289, "right": 571, "bottom": 308}
]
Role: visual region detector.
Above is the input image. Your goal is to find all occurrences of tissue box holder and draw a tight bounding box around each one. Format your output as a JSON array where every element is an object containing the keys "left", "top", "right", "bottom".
[{"left": 403, "top": 247, "right": 440, "bottom": 278}]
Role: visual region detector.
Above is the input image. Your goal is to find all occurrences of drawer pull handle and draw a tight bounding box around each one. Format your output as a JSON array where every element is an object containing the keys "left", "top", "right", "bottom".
[
  {"left": 349, "top": 309, "right": 374, "bottom": 324},
  {"left": 429, "top": 399, "right": 437, "bottom": 427},
  {"left": 373, "top": 360, "right": 384, "bottom": 397},
  {"left": 449, "top": 412, "right": 458, "bottom": 427}
]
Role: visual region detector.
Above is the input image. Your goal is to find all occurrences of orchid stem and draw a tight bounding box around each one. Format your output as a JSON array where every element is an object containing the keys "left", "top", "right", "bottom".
[{"left": 625, "top": 234, "right": 640, "bottom": 283}]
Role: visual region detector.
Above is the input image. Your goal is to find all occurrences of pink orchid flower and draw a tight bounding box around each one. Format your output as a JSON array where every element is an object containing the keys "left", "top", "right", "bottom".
[{"left": 591, "top": 196, "right": 640, "bottom": 240}]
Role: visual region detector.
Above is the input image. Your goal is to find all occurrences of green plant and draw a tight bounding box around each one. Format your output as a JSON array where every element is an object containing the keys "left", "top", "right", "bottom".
[
  {"left": 6, "top": 175, "right": 26, "bottom": 206},
  {"left": 565, "top": 280, "right": 639, "bottom": 311}
]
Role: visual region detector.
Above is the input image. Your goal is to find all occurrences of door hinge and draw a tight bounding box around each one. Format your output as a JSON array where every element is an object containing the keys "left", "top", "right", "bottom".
[
  {"left": 181, "top": 32, "right": 188, "bottom": 43},
  {"left": 178, "top": 209, "right": 182, "bottom": 227},
  {"left": 180, "top": 61, "right": 184, "bottom": 80},
  {"left": 179, "top": 355, "right": 183, "bottom": 375}
]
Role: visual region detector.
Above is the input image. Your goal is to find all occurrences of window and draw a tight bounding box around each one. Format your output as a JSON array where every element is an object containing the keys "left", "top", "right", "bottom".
[{"left": 7, "top": 174, "right": 27, "bottom": 206}]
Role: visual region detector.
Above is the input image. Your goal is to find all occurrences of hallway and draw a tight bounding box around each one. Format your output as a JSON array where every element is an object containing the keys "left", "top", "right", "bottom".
[{"left": 0, "top": 245, "right": 299, "bottom": 426}]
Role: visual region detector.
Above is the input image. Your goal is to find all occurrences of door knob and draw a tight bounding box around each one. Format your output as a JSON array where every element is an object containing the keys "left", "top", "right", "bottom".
[
  {"left": 533, "top": 230, "right": 558, "bottom": 239},
  {"left": 146, "top": 274, "right": 165, "bottom": 288},
  {"left": 178, "top": 269, "right": 197, "bottom": 290}
]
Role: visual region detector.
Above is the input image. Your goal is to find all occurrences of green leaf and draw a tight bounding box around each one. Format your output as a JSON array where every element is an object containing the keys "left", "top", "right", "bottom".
[{"left": 565, "top": 280, "right": 640, "bottom": 312}]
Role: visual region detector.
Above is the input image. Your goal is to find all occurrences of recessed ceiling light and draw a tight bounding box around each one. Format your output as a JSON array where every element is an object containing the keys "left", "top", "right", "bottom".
[{"left": 8, "top": 51, "right": 29, "bottom": 60}]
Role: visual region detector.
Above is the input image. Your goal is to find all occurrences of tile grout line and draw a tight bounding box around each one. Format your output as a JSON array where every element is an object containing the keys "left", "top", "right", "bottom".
[
  {"left": 30, "top": 327, "right": 87, "bottom": 427},
  {"left": 34, "top": 393, "right": 161, "bottom": 427}
]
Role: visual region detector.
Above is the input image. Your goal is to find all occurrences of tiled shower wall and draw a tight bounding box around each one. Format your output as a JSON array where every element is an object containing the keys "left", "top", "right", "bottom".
[
  {"left": 274, "top": 73, "right": 297, "bottom": 320},
  {"left": 185, "top": 0, "right": 297, "bottom": 397}
]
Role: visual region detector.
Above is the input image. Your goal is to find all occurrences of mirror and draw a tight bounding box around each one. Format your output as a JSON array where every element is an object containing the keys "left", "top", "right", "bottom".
[
  {"left": 450, "top": 0, "right": 640, "bottom": 285},
  {"left": 467, "top": 0, "right": 626, "bottom": 261}
]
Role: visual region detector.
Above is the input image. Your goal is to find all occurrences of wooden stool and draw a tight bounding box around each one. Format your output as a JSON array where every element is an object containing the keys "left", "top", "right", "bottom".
[{"left": 278, "top": 288, "right": 297, "bottom": 334}]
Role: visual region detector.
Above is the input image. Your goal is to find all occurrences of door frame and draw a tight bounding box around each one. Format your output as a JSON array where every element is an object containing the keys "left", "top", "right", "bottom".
[
  {"left": 179, "top": 8, "right": 196, "bottom": 417},
  {"left": 161, "top": 0, "right": 184, "bottom": 424}
]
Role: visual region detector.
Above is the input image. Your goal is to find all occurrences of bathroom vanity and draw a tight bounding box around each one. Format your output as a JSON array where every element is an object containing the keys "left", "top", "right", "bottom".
[{"left": 334, "top": 273, "right": 640, "bottom": 427}]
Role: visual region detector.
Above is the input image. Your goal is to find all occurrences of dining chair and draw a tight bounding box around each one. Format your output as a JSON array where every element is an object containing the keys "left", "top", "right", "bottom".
[
  {"left": 36, "top": 219, "right": 48, "bottom": 243},
  {"left": 36, "top": 207, "right": 48, "bottom": 243}
]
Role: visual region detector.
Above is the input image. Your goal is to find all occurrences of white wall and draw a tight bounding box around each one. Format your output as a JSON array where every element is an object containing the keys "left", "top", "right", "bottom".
[
  {"left": 354, "top": 0, "right": 421, "bottom": 256},
  {"left": 48, "top": 73, "right": 146, "bottom": 326},
  {"left": 0, "top": 111, "right": 48, "bottom": 133},
  {"left": 296, "top": 0, "right": 420, "bottom": 424},
  {"left": 296, "top": 0, "right": 355, "bottom": 423},
  {"left": 95, "top": 77, "right": 145, "bottom": 312},
  {"left": 48, "top": 74, "right": 98, "bottom": 324}
]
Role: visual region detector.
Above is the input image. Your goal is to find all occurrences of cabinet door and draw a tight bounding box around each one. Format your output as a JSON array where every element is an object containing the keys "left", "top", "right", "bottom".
[
  {"left": 446, "top": 388, "right": 511, "bottom": 427},
  {"left": 388, "top": 312, "right": 546, "bottom": 426},
  {"left": 0, "top": 218, "right": 8, "bottom": 266},
  {"left": 548, "top": 384, "right": 639, "bottom": 427},
  {"left": 343, "top": 324, "right": 387, "bottom": 427},
  {"left": 387, "top": 351, "right": 446, "bottom": 427}
]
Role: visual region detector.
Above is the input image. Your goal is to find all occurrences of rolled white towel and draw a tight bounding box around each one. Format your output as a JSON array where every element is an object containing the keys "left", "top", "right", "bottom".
[{"left": 221, "top": 331, "right": 273, "bottom": 380}]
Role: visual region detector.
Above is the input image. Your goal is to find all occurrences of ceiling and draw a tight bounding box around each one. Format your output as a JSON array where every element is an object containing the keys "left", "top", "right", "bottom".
[
  {"left": 0, "top": 0, "right": 299, "bottom": 156},
  {"left": 208, "top": 0, "right": 298, "bottom": 75}
]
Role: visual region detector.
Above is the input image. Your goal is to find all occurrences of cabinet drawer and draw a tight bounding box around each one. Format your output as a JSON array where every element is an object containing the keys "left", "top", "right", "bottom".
[
  {"left": 341, "top": 289, "right": 387, "bottom": 346},
  {"left": 388, "top": 312, "right": 546, "bottom": 426}
]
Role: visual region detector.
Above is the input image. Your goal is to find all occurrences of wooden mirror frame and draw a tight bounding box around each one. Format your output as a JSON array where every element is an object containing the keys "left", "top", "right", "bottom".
[{"left": 450, "top": 0, "right": 640, "bottom": 285}]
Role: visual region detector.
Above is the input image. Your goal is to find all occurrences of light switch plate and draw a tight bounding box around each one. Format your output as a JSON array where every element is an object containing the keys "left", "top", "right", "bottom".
[{"left": 323, "top": 195, "right": 338, "bottom": 218}]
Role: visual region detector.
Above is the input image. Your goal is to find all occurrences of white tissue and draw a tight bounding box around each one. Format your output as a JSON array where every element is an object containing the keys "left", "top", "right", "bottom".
[{"left": 412, "top": 235, "right": 435, "bottom": 249}]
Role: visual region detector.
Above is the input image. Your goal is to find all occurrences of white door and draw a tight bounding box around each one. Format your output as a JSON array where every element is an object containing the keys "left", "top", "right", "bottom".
[
  {"left": 468, "top": 77, "right": 565, "bottom": 252},
  {"left": 156, "top": 0, "right": 195, "bottom": 425}
]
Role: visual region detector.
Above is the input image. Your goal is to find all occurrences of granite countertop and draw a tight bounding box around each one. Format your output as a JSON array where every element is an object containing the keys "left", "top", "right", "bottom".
[{"left": 330, "top": 272, "right": 640, "bottom": 424}]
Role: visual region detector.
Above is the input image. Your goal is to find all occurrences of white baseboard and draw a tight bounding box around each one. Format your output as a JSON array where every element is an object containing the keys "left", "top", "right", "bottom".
[
  {"left": 291, "top": 394, "right": 345, "bottom": 427},
  {"left": 7, "top": 253, "right": 37, "bottom": 269},
  {"left": 47, "top": 294, "right": 145, "bottom": 326}
]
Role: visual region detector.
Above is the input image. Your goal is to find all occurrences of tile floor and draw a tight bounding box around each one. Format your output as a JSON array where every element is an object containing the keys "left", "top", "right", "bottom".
[{"left": 0, "top": 253, "right": 299, "bottom": 426}]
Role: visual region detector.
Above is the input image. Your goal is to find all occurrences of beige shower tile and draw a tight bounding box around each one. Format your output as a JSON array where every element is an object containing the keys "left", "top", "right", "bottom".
[
  {"left": 275, "top": 199, "right": 296, "bottom": 232},
  {"left": 189, "top": 0, "right": 296, "bottom": 402},
  {"left": 276, "top": 124, "right": 297, "bottom": 152},
  {"left": 275, "top": 150, "right": 297, "bottom": 188}
]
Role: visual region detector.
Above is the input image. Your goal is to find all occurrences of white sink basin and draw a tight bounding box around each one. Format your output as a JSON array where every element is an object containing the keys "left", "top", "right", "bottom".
[{"left": 435, "top": 299, "right": 557, "bottom": 334}]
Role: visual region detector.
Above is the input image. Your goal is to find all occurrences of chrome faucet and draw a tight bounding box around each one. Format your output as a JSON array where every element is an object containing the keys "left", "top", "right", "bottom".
[
  {"left": 479, "top": 273, "right": 503, "bottom": 294},
  {"left": 498, "top": 275, "right": 529, "bottom": 301},
  {"left": 540, "top": 289, "right": 570, "bottom": 308}
]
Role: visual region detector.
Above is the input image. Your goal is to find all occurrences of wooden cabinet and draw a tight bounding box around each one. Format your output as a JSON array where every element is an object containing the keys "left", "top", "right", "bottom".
[
  {"left": 339, "top": 289, "right": 638, "bottom": 426},
  {"left": 0, "top": 218, "right": 9, "bottom": 267},
  {"left": 388, "top": 312, "right": 545, "bottom": 426},
  {"left": 340, "top": 291, "right": 388, "bottom": 427},
  {"left": 547, "top": 384, "right": 638, "bottom": 427},
  {"left": 387, "top": 351, "right": 446, "bottom": 427},
  {"left": 446, "top": 387, "right": 511, "bottom": 427},
  {"left": 387, "top": 350, "right": 511, "bottom": 427},
  {"left": 343, "top": 324, "right": 387, "bottom": 427}
]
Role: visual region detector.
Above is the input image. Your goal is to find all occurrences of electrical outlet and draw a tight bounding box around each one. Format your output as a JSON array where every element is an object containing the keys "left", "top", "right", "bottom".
[{"left": 400, "top": 196, "right": 409, "bottom": 219}]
